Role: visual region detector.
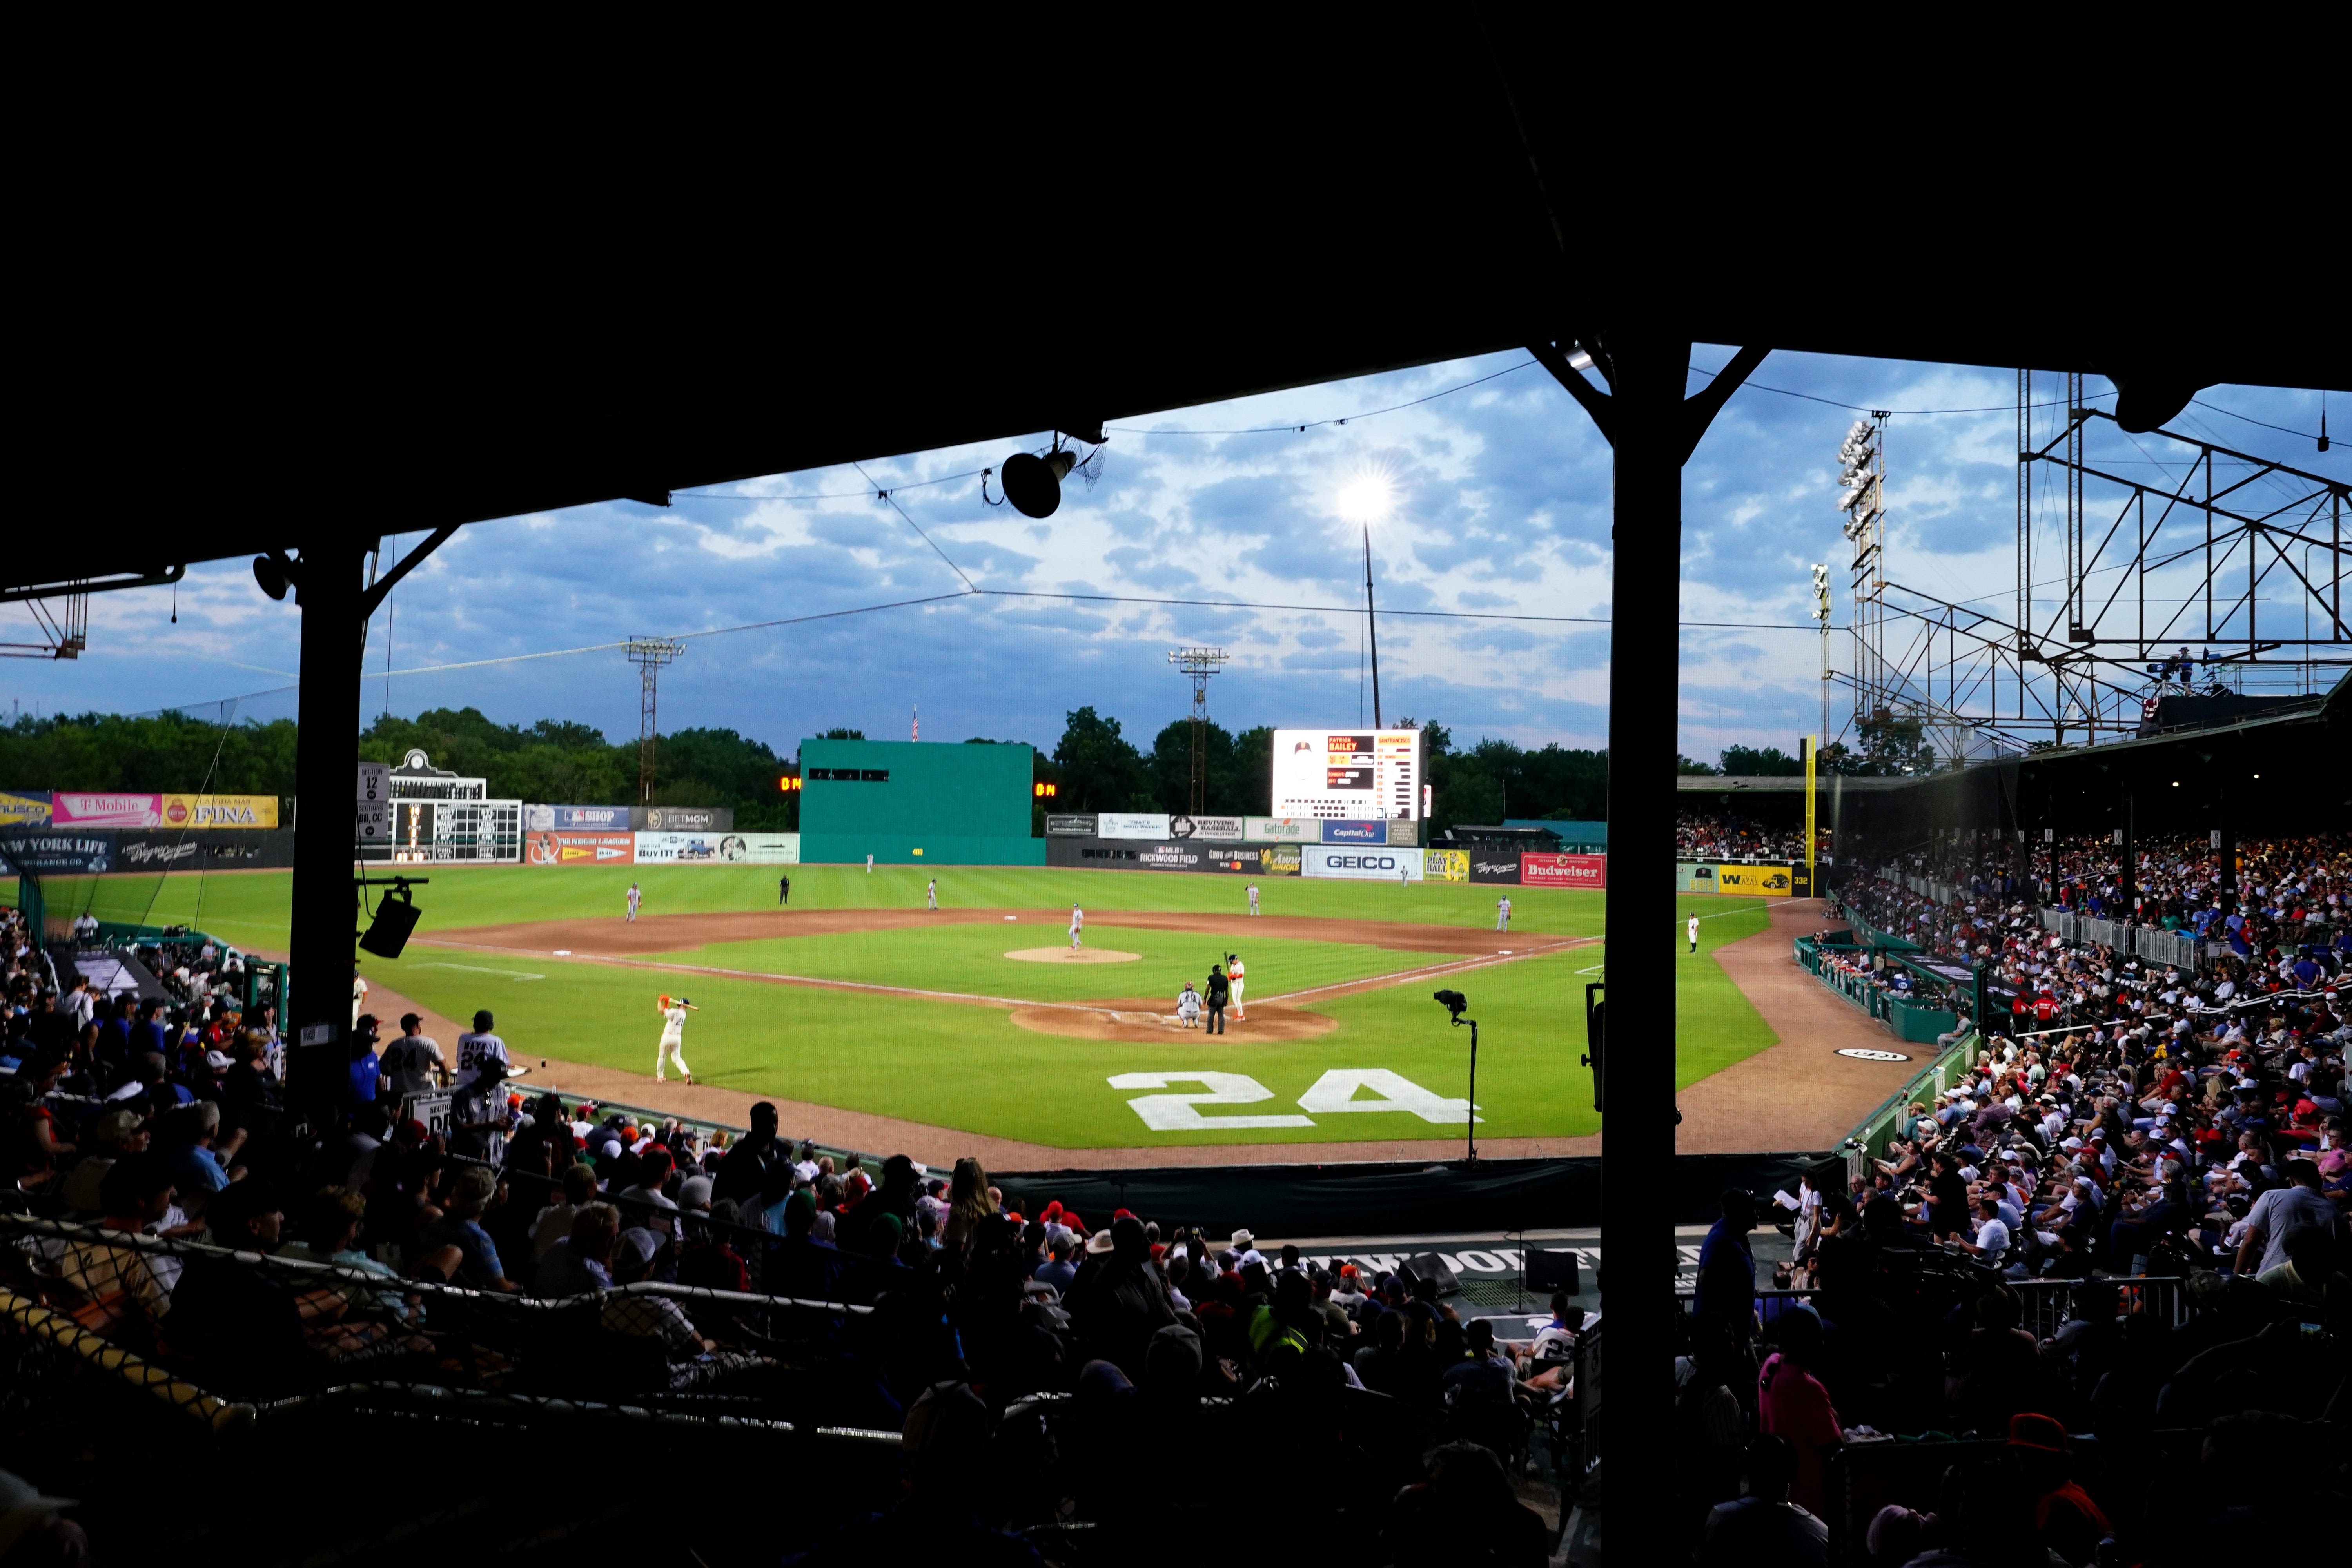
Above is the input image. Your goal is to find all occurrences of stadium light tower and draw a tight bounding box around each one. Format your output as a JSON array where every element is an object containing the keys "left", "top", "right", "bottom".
[
  {"left": 1339, "top": 468, "right": 1394, "bottom": 730},
  {"left": 624, "top": 637, "right": 686, "bottom": 802},
  {"left": 1166, "top": 646, "right": 1230, "bottom": 818}
]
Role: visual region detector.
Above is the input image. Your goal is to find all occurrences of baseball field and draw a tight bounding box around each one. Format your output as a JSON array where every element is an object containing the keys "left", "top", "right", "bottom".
[{"left": 24, "top": 865, "right": 1786, "bottom": 1153}]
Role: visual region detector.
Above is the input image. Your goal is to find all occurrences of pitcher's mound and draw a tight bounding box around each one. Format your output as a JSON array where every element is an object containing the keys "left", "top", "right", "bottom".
[
  {"left": 1005, "top": 947, "right": 1141, "bottom": 964},
  {"left": 1009, "top": 1002, "right": 1339, "bottom": 1043}
]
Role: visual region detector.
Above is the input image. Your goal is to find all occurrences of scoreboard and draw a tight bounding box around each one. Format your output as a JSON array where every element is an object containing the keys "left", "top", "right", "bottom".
[{"left": 1270, "top": 728, "right": 1422, "bottom": 820}]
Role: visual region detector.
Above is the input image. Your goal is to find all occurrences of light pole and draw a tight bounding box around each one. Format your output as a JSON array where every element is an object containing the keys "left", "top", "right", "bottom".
[
  {"left": 1434, "top": 989, "right": 1478, "bottom": 1161},
  {"left": 1810, "top": 561, "right": 1832, "bottom": 749}
]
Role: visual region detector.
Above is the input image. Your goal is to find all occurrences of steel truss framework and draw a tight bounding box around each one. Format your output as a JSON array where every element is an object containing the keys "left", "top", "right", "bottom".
[{"left": 1865, "top": 385, "right": 2345, "bottom": 758}]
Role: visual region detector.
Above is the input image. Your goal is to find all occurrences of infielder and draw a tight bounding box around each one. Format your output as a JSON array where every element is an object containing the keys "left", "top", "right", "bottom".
[
  {"left": 1496, "top": 895, "right": 1512, "bottom": 932},
  {"left": 655, "top": 994, "right": 697, "bottom": 1085},
  {"left": 1247, "top": 883, "right": 1260, "bottom": 916},
  {"left": 1227, "top": 953, "right": 1246, "bottom": 1020},
  {"left": 626, "top": 882, "right": 642, "bottom": 922},
  {"left": 927, "top": 878, "right": 938, "bottom": 911},
  {"left": 1688, "top": 914, "right": 1701, "bottom": 953},
  {"left": 1068, "top": 903, "right": 1084, "bottom": 950}
]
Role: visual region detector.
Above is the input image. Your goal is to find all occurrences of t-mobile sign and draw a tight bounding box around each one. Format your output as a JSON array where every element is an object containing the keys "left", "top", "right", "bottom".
[{"left": 1521, "top": 853, "right": 1606, "bottom": 889}]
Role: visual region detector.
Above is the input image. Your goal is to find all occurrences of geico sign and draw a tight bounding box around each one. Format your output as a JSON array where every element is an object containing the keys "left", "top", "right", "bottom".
[{"left": 1327, "top": 853, "right": 1399, "bottom": 871}]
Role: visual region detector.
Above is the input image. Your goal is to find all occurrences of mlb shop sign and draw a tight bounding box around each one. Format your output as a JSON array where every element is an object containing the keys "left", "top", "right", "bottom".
[{"left": 1520, "top": 853, "right": 1605, "bottom": 889}]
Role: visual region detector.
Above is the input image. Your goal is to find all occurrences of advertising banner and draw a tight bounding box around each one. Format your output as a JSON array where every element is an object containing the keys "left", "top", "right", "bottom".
[
  {"left": 1469, "top": 852, "right": 1523, "bottom": 885},
  {"left": 1203, "top": 843, "right": 1302, "bottom": 876},
  {"left": 526, "top": 804, "right": 634, "bottom": 832},
  {"left": 115, "top": 830, "right": 296, "bottom": 871},
  {"left": 51, "top": 792, "right": 163, "bottom": 828},
  {"left": 1098, "top": 812, "right": 1172, "bottom": 840},
  {"left": 1168, "top": 814, "right": 1245, "bottom": 842},
  {"left": 1715, "top": 863, "right": 1794, "bottom": 896},
  {"left": 160, "top": 794, "right": 278, "bottom": 829},
  {"left": 526, "top": 831, "right": 638, "bottom": 867},
  {"left": 1245, "top": 817, "right": 1319, "bottom": 842},
  {"left": 1426, "top": 848, "right": 1470, "bottom": 884},
  {"left": 719, "top": 833, "right": 799, "bottom": 864},
  {"left": 1384, "top": 819, "right": 1422, "bottom": 847},
  {"left": 0, "top": 831, "right": 114, "bottom": 874},
  {"left": 0, "top": 792, "right": 53, "bottom": 828},
  {"left": 1045, "top": 813, "right": 1099, "bottom": 837},
  {"left": 633, "top": 831, "right": 729, "bottom": 864},
  {"left": 1321, "top": 820, "right": 1387, "bottom": 845},
  {"left": 1303, "top": 845, "right": 1423, "bottom": 880},
  {"left": 1676, "top": 862, "right": 1719, "bottom": 893},
  {"left": 639, "top": 805, "right": 734, "bottom": 833},
  {"left": 1522, "top": 852, "right": 1607, "bottom": 890}
]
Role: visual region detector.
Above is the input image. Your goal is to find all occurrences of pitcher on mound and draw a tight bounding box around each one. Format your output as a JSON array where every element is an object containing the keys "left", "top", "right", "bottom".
[{"left": 655, "top": 994, "right": 697, "bottom": 1084}]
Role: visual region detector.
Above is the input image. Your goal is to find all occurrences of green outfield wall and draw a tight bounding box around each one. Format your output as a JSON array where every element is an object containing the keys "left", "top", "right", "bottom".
[{"left": 798, "top": 738, "right": 1043, "bottom": 866}]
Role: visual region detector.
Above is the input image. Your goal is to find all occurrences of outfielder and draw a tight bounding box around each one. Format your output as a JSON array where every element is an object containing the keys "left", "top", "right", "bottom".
[
  {"left": 626, "top": 882, "right": 642, "bottom": 922},
  {"left": 1068, "top": 903, "right": 1084, "bottom": 950},
  {"left": 927, "top": 878, "right": 938, "bottom": 911},
  {"left": 1227, "top": 953, "right": 1246, "bottom": 1020},
  {"left": 1688, "top": 914, "right": 1701, "bottom": 953},
  {"left": 1496, "top": 895, "right": 1512, "bottom": 932},
  {"left": 655, "top": 994, "right": 697, "bottom": 1084},
  {"left": 866, "top": 853, "right": 875, "bottom": 874},
  {"left": 1247, "top": 883, "right": 1260, "bottom": 916}
]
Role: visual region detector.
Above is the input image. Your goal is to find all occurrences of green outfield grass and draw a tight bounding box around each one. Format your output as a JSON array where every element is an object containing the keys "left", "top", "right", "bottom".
[
  {"left": 11, "top": 864, "right": 1783, "bottom": 1147},
  {"left": 14, "top": 862, "right": 1608, "bottom": 953}
]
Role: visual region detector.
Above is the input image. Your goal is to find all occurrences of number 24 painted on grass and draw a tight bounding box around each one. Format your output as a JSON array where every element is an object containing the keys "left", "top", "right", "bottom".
[{"left": 1107, "top": 1071, "right": 1479, "bottom": 1132}]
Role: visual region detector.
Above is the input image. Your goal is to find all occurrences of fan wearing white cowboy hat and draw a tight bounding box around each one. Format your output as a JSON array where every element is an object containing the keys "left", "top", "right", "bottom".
[{"left": 1228, "top": 1229, "right": 1264, "bottom": 1269}]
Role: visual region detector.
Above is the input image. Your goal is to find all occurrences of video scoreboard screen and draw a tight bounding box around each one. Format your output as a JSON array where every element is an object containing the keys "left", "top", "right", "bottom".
[{"left": 1270, "top": 728, "right": 1422, "bottom": 820}]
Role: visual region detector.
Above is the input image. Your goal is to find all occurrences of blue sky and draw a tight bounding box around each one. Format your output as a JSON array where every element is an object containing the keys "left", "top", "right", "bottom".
[{"left": 7, "top": 352, "right": 2339, "bottom": 764}]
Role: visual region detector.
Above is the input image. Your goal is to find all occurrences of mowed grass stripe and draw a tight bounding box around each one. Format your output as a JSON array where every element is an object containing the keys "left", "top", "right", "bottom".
[{"left": 14, "top": 862, "right": 1605, "bottom": 952}]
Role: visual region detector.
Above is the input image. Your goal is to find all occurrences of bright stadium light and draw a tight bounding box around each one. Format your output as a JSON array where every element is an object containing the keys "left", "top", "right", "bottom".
[{"left": 1337, "top": 468, "right": 1394, "bottom": 526}]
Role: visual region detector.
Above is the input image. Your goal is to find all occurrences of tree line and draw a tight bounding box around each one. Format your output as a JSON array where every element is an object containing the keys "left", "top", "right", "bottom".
[{"left": 15, "top": 705, "right": 1871, "bottom": 834}]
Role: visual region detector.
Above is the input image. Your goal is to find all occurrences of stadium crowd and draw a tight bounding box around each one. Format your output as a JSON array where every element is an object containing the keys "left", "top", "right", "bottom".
[
  {"left": 1676, "top": 808, "right": 1813, "bottom": 864},
  {"left": 6, "top": 941, "right": 1570, "bottom": 1560}
]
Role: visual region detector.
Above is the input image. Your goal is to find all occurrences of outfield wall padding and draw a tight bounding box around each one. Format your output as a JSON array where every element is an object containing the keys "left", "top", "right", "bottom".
[
  {"left": 994, "top": 1152, "right": 1831, "bottom": 1239},
  {"left": 799, "top": 833, "right": 1045, "bottom": 866}
]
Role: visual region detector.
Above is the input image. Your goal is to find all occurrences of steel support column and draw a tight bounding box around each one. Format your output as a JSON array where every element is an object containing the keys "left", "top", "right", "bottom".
[
  {"left": 1600, "top": 331, "right": 1688, "bottom": 1507},
  {"left": 287, "top": 540, "right": 367, "bottom": 1118}
]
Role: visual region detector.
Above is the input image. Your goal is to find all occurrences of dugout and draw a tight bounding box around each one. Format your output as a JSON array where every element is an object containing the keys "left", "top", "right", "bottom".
[{"left": 797, "top": 738, "right": 1045, "bottom": 866}]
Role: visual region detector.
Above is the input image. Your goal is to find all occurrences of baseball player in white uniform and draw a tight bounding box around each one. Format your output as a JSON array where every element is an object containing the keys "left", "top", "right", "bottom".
[
  {"left": 927, "top": 878, "right": 938, "bottom": 911},
  {"left": 351, "top": 964, "right": 368, "bottom": 1028},
  {"left": 1496, "top": 895, "right": 1512, "bottom": 932},
  {"left": 1247, "top": 884, "right": 1260, "bottom": 915},
  {"left": 1068, "top": 904, "right": 1084, "bottom": 950},
  {"left": 1688, "top": 914, "right": 1701, "bottom": 952},
  {"left": 454, "top": 1010, "right": 510, "bottom": 1091},
  {"left": 626, "top": 882, "right": 642, "bottom": 922},
  {"left": 866, "top": 853, "right": 875, "bottom": 873},
  {"left": 655, "top": 994, "right": 697, "bottom": 1084},
  {"left": 1227, "top": 954, "right": 1246, "bottom": 1020}
]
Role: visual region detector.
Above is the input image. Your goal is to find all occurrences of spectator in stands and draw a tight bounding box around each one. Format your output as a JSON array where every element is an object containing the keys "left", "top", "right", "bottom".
[
  {"left": 1033, "top": 1232, "right": 1078, "bottom": 1290},
  {"left": 1695, "top": 1189, "right": 1759, "bottom": 1363},
  {"left": 420, "top": 1166, "right": 517, "bottom": 1292},
  {"left": 1756, "top": 1308, "right": 1842, "bottom": 1517},
  {"left": 941, "top": 1156, "right": 998, "bottom": 1258},
  {"left": 535, "top": 1201, "right": 619, "bottom": 1297},
  {"left": 2234, "top": 1156, "right": 2341, "bottom": 1276},
  {"left": 1386, "top": 1439, "right": 1549, "bottom": 1568},
  {"left": 529, "top": 1161, "right": 601, "bottom": 1267},
  {"left": 155, "top": 1100, "right": 240, "bottom": 1203},
  {"left": 1700, "top": 1434, "right": 1828, "bottom": 1568}
]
